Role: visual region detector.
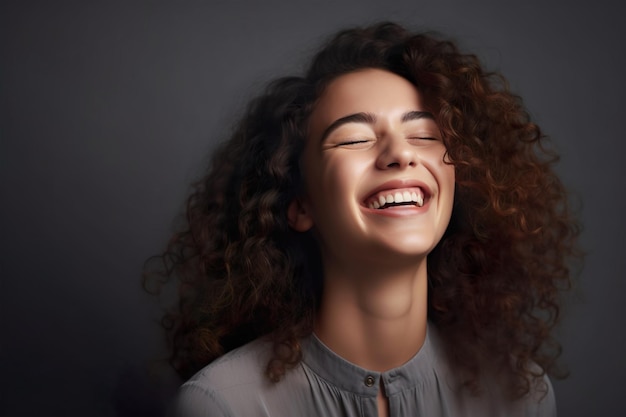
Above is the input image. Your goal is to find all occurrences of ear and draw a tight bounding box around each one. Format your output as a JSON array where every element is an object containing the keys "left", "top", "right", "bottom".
[{"left": 287, "top": 198, "right": 314, "bottom": 232}]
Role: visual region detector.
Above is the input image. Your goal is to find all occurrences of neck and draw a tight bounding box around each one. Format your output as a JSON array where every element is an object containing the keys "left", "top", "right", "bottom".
[{"left": 314, "top": 256, "right": 428, "bottom": 372}]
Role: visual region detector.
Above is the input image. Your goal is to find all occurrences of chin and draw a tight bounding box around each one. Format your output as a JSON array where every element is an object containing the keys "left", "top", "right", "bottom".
[{"left": 376, "top": 238, "right": 438, "bottom": 259}]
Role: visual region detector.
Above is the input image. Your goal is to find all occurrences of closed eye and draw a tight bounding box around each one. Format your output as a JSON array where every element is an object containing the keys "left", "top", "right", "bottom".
[
  {"left": 335, "top": 139, "right": 373, "bottom": 147},
  {"left": 408, "top": 136, "right": 439, "bottom": 141}
]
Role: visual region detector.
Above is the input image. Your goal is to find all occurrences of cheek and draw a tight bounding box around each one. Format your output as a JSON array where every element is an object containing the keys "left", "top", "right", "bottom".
[
  {"left": 425, "top": 147, "right": 455, "bottom": 185},
  {"left": 429, "top": 149, "right": 456, "bottom": 213},
  {"left": 440, "top": 166, "right": 456, "bottom": 227},
  {"left": 443, "top": 164, "right": 455, "bottom": 189},
  {"left": 439, "top": 164, "right": 456, "bottom": 203},
  {"left": 319, "top": 155, "right": 369, "bottom": 192}
]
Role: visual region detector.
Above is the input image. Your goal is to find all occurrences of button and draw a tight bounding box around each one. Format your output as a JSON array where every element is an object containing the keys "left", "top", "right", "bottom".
[{"left": 364, "top": 375, "right": 376, "bottom": 387}]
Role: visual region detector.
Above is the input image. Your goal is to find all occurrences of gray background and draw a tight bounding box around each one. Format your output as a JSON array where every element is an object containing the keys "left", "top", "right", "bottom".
[{"left": 2, "top": 0, "right": 625, "bottom": 416}]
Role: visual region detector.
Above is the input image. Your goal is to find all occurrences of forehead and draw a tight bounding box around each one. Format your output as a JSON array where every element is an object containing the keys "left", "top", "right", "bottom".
[{"left": 308, "top": 69, "right": 425, "bottom": 138}]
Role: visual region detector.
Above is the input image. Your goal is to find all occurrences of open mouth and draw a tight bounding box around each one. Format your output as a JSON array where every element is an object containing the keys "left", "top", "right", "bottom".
[{"left": 365, "top": 187, "right": 427, "bottom": 210}]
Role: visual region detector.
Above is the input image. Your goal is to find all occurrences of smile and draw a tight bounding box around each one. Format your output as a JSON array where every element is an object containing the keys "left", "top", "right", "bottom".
[{"left": 365, "top": 187, "right": 426, "bottom": 209}]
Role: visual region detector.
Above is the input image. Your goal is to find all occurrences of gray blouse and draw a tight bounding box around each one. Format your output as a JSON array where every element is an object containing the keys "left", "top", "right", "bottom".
[{"left": 176, "top": 326, "right": 556, "bottom": 416}]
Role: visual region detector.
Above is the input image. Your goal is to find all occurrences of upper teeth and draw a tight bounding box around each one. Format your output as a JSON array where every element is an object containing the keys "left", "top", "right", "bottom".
[{"left": 368, "top": 189, "right": 424, "bottom": 209}]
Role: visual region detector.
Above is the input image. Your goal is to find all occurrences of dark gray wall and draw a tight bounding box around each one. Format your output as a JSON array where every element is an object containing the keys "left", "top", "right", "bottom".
[{"left": 2, "top": 1, "right": 624, "bottom": 416}]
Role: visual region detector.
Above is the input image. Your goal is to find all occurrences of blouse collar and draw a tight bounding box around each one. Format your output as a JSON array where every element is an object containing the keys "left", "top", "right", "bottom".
[{"left": 300, "top": 324, "right": 447, "bottom": 397}]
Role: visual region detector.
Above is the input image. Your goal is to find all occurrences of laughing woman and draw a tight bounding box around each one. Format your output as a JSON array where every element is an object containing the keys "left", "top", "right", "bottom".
[{"left": 148, "top": 22, "right": 580, "bottom": 416}]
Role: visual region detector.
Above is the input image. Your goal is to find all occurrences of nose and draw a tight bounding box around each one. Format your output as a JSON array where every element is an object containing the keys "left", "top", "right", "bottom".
[{"left": 375, "top": 136, "right": 417, "bottom": 170}]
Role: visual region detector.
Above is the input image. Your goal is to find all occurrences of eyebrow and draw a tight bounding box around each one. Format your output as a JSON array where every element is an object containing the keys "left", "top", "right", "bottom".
[
  {"left": 401, "top": 110, "right": 434, "bottom": 123},
  {"left": 320, "top": 111, "right": 435, "bottom": 142}
]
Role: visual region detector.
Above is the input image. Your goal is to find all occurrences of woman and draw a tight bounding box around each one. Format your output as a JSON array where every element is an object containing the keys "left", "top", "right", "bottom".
[{"left": 148, "top": 22, "right": 580, "bottom": 416}]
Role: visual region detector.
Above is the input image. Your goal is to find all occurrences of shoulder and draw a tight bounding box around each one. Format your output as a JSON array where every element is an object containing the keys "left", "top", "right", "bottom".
[
  {"left": 428, "top": 327, "right": 556, "bottom": 416},
  {"left": 187, "top": 337, "right": 273, "bottom": 389},
  {"left": 476, "top": 364, "right": 557, "bottom": 417},
  {"left": 174, "top": 338, "right": 274, "bottom": 416},
  {"left": 521, "top": 367, "right": 557, "bottom": 416}
]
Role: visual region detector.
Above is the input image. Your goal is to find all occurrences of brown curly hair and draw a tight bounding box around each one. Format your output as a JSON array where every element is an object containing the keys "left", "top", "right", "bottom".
[{"left": 145, "top": 22, "right": 581, "bottom": 398}]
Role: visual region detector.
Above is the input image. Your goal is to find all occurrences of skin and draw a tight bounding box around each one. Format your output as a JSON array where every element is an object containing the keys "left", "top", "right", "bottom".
[{"left": 288, "top": 69, "right": 455, "bottom": 417}]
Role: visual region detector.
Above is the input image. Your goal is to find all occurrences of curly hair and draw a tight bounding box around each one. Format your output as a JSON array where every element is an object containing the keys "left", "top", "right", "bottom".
[{"left": 145, "top": 22, "right": 581, "bottom": 398}]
